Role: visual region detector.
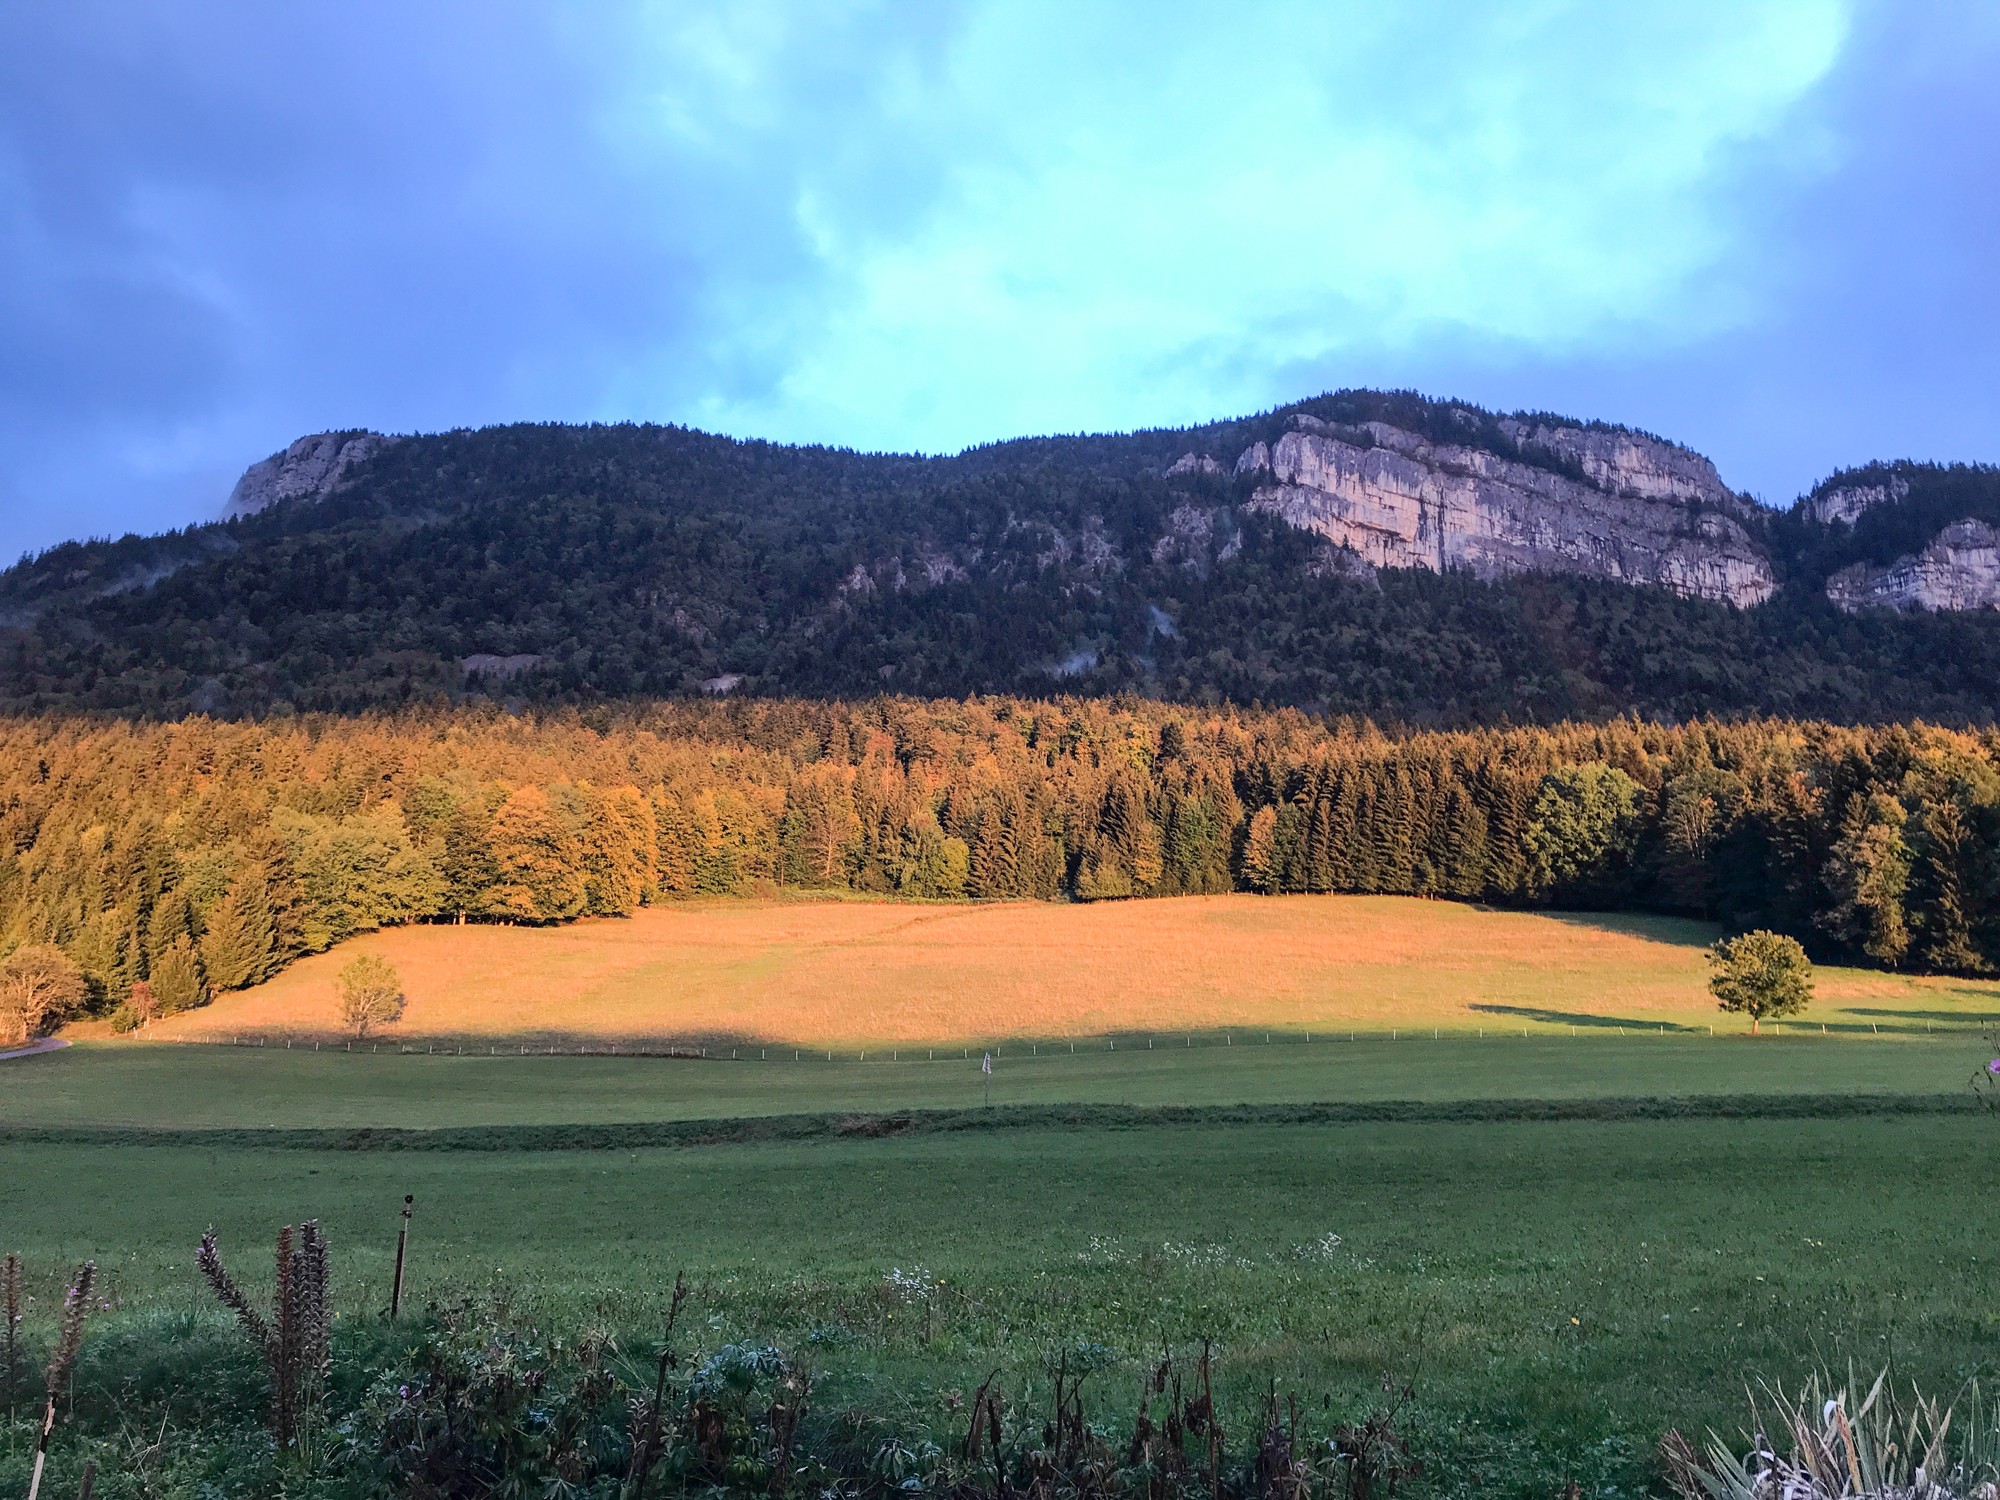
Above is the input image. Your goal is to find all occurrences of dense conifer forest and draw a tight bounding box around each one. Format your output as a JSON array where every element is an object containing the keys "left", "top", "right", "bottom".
[
  {"left": 3, "top": 391, "right": 1999, "bottom": 724},
  {"left": 4, "top": 697, "right": 1998, "bottom": 1037}
]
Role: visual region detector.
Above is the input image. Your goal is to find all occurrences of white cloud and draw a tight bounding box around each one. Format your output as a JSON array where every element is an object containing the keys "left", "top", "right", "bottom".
[{"left": 630, "top": 0, "right": 1851, "bottom": 450}]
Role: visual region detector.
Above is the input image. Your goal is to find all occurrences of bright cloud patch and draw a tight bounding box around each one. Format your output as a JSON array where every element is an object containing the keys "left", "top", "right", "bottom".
[{"left": 632, "top": 1, "right": 1850, "bottom": 448}]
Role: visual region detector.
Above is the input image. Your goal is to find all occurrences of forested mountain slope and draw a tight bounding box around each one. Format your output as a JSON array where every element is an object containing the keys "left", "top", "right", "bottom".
[{"left": 4, "top": 390, "right": 1999, "bottom": 724}]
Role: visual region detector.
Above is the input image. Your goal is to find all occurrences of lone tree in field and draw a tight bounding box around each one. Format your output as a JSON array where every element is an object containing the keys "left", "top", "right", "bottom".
[
  {"left": 337, "top": 955, "right": 405, "bottom": 1039},
  {"left": 0, "top": 944, "right": 89, "bottom": 1046},
  {"left": 1708, "top": 930, "right": 1813, "bottom": 1035}
]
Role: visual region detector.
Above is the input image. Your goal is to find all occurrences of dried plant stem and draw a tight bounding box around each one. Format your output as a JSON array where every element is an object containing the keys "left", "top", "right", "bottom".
[
  {"left": 196, "top": 1231, "right": 270, "bottom": 1349},
  {"left": 1197, "top": 1340, "right": 1221, "bottom": 1500},
  {"left": 623, "top": 1273, "right": 690, "bottom": 1498},
  {"left": 3, "top": 1252, "right": 21, "bottom": 1410},
  {"left": 27, "top": 1261, "right": 95, "bottom": 1500},
  {"left": 274, "top": 1225, "right": 296, "bottom": 1446},
  {"left": 766, "top": 1363, "right": 812, "bottom": 1497}
]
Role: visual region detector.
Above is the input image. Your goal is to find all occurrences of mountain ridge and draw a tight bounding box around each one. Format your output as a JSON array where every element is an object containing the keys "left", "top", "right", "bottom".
[{"left": 3, "top": 389, "right": 1999, "bottom": 724}]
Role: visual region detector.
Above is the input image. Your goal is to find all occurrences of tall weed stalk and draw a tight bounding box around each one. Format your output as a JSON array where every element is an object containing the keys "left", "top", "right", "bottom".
[{"left": 26, "top": 1261, "right": 94, "bottom": 1500}]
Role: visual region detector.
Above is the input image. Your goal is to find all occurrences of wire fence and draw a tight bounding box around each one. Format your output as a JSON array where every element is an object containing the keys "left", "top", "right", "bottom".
[{"left": 159, "top": 1013, "right": 1986, "bottom": 1064}]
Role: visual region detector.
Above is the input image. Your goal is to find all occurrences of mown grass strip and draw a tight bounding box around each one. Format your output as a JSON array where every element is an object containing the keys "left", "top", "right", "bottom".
[{"left": 0, "top": 1091, "right": 1976, "bottom": 1153}]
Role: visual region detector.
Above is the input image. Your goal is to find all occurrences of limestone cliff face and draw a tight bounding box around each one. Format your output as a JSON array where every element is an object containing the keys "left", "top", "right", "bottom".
[
  {"left": 1237, "top": 417, "right": 1777, "bottom": 606},
  {"left": 1810, "top": 474, "right": 1909, "bottom": 527},
  {"left": 1827, "top": 520, "right": 2000, "bottom": 612},
  {"left": 226, "top": 430, "right": 397, "bottom": 517}
]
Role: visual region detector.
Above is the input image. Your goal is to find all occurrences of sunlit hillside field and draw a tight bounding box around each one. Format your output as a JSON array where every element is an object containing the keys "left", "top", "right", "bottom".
[{"left": 126, "top": 894, "right": 2000, "bottom": 1049}]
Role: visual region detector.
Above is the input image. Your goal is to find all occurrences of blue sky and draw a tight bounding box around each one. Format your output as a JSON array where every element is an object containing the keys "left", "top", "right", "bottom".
[{"left": 1, "top": 1, "right": 1995, "bottom": 560}]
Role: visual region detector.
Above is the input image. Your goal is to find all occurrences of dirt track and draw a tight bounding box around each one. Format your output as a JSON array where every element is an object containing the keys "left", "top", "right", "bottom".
[{"left": 0, "top": 1037, "right": 69, "bottom": 1062}]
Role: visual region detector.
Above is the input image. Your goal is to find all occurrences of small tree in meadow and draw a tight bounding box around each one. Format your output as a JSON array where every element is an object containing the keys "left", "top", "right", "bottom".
[
  {"left": 1708, "top": 929, "right": 1813, "bottom": 1035},
  {"left": 337, "top": 955, "right": 405, "bottom": 1039}
]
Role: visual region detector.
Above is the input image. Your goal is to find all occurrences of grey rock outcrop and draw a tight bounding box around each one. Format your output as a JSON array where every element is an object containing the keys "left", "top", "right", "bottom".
[
  {"left": 1240, "top": 419, "right": 1776, "bottom": 606},
  {"left": 1810, "top": 475, "right": 1910, "bottom": 527},
  {"left": 1826, "top": 520, "right": 2000, "bottom": 612},
  {"left": 226, "top": 430, "right": 397, "bottom": 517},
  {"left": 1234, "top": 442, "right": 1271, "bottom": 476},
  {"left": 1497, "top": 418, "right": 1734, "bottom": 505}
]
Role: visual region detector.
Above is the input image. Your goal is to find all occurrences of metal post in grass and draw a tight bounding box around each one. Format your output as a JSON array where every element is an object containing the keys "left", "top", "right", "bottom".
[
  {"left": 982, "top": 1050, "right": 992, "bottom": 1106},
  {"left": 390, "top": 1196, "right": 413, "bottom": 1320}
]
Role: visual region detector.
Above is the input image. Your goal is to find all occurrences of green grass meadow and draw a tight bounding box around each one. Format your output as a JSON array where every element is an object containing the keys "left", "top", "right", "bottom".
[
  {"left": 4, "top": 1034, "right": 1998, "bottom": 1497},
  {"left": 2, "top": 1030, "right": 1988, "bottom": 1128}
]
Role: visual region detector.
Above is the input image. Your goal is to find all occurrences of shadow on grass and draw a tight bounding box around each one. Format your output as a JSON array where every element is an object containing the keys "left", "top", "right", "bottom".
[
  {"left": 1469, "top": 1003, "right": 1977, "bottom": 1039},
  {"left": 1532, "top": 910, "right": 1722, "bottom": 949},
  {"left": 1467, "top": 1004, "right": 1703, "bottom": 1033}
]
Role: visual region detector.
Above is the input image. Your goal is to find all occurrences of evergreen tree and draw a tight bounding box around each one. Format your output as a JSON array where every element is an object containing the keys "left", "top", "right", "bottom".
[
  {"left": 1817, "top": 792, "right": 1912, "bottom": 965},
  {"left": 145, "top": 888, "right": 197, "bottom": 970},
  {"left": 1021, "top": 788, "right": 1069, "bottom": 899},
  {"left": 1480, "top": 762, "right": 1532, "bottom": 898},
  {"left": 1303, "top": 767, "right": 1336, "bottom": 893},
  {"left": 199, "top": 869, "right": 277, "bottom": 991},
  {"left": 1913, "top": 798, "right": 1985, "bottom": 973},
  {"left": 969, "top": 793, "right": 1023, "bottom": 899},
  {"left": 651, "top": 792, "right": 699, "bottom": 896},
  {"left": 779, "top": 769, "right": 860, "bottom": 888},
  {"left": 149, "top": 934, "right": 210, "bottom": 1015},
  {"left": 1440, "top": 785, "right": 1490, "bottom": 899},
  {"left": 1324, "top": 769, "right": 1362, "bottom": 892},
  {"left": 1370, "top": 766, "right": 1416, "bottom": 894},
  {"left": 1241, "top": 806, "right": 1279, "bottom": 894}
]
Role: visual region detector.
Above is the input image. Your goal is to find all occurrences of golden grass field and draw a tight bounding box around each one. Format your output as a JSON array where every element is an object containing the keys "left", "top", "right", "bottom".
[{"left": 123, "top": 894, "right": 2000, "bottom": 1048}]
